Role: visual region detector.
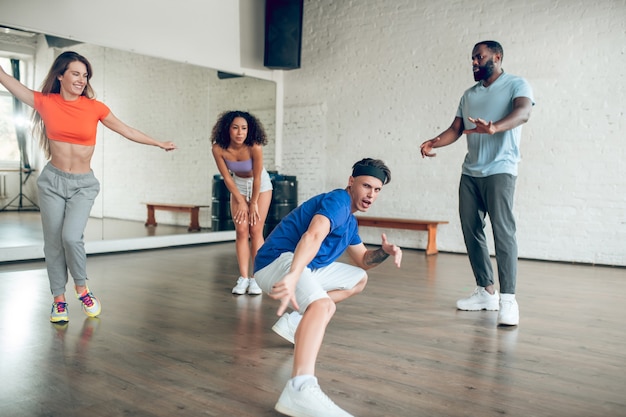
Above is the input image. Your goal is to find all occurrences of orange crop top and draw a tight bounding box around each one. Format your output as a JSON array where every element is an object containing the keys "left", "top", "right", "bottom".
[{"left": 33, "top": 92, "right": 110, "bottom": 146}]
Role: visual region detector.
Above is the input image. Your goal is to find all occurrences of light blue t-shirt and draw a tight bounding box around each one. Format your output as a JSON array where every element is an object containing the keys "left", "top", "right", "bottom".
[
  {"left": 254, "top": 189, "right": 362, "bottom": 272},
  {"left": 456, "top": 72, "right": 535, "bottom": 177}
]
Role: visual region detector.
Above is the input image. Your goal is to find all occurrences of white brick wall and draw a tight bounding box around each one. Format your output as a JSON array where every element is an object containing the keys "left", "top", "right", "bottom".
[
  {"left": 7, "top": 0, "right": 625, "bottom": 266},
  {"left": 282, "top": 104, "right": 328, "bottom": 203},
  {"left": 281, "top": 0, "right": 626, "bottom": 266}
]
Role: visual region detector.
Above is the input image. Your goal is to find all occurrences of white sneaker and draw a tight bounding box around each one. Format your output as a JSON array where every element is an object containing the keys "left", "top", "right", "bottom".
[
  {"left": 498, "top": 294, "right": 519, "bottom": 326},
  {"left": 275, "top": 378, "right": 354, "bottom": 417},
  {"left": 456, "top": 287, "right": 500, "bottom": 311},
  {"left": 248, "top": 278, "right": 263, "bottom": 295},
  {"left": 232, "top": 277, "right": 249, "bottom": 295},
  {"left": 272, "top": 312, "right": 300, "bottom": 344}
]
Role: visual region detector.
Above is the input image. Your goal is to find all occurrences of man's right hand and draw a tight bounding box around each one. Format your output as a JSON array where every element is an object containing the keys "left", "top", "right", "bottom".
[
  {"left": 269, "top": 271, "right": 300, "bottom": 316},
  {"left": 420, "top": 137, "right": 440, "bottom": 158}
]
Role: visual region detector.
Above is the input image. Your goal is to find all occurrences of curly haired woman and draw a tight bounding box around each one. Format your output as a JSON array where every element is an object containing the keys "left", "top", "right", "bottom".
[{"left": 211, "top": 110, "right": 273, "bottom": 295}]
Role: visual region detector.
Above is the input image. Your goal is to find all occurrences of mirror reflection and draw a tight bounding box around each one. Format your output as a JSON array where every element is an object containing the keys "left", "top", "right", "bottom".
[{"left": 0, "top": 27, "right": 276, "bottom": 256}]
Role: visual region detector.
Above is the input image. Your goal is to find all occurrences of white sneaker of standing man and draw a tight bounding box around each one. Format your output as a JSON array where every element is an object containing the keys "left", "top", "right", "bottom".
[
  {"left": 498, "top": 293, "right": 519, "bottom": 326},
  {"left": 456, "top": 287, "right": 500, "bottom": 311}
]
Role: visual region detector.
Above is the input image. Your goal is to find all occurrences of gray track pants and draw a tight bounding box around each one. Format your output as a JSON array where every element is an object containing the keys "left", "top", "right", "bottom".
[
  {"left": 459, "top": 173, "right": 518, "bottom": 294},
  {"left": 37, "top": 163, "right": 100, "bottom": 297}
]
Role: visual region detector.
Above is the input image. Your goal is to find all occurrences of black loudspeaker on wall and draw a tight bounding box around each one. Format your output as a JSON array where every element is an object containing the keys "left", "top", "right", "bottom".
[{"left": 264, "top": 0, "right": 303, "bottom": 70}]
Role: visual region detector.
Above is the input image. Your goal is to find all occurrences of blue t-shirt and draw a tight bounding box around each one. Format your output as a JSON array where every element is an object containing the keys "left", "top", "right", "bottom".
[
  {"left": 456, "top": 72, "right": 535, "bottom": 177},
  {"left": 254, "top": 189, "right": 362, "bottom": 272}
]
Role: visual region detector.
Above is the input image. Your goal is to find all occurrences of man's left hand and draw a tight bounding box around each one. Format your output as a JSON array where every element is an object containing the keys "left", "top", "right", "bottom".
[
  {"left": 381, "top": 233, "right": 402, "bottom": 268},
  {"left": 464, "top": 117, "right": 497, "bottom": 135}
]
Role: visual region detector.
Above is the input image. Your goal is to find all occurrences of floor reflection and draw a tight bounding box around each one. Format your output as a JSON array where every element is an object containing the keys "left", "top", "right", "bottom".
[
  {"left": 232, "top": 294, "right": 264, "bottom": 361},
  {"left": 0, "top": 211, "right": 198, "bottom": 249}
]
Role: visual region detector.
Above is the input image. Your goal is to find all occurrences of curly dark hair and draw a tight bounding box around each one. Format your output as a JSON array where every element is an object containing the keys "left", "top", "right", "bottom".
[{"left": 210, "top": 110, "right": 268, "bottom": 149}]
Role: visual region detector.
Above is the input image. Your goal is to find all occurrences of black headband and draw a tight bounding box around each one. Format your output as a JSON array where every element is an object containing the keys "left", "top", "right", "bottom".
[{"left": 352, "top": 164, "right": 387, "bottom": 184}]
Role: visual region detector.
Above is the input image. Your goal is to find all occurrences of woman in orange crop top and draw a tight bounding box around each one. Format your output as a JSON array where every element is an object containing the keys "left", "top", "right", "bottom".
[
  {"left": 0, "top": 51, "right": 176, "bottom": 324},
  {"left": 211, "top": 110, "right": 273, "bottom": 295}
]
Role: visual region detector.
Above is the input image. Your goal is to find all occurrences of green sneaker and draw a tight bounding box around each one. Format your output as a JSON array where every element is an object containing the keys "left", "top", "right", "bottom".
[
  {"left": 76, "top": 288, "right": 102, "bottom": 317},
  {"left": 50, "top": 301, "right": 69, "bottom": 323}
]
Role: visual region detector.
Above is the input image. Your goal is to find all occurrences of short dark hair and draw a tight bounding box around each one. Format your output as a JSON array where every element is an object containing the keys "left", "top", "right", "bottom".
[
  {"left": 475, "top": 40, "right": 504, "bottom": 62},
  {"left": 351, "top": 158, "right": 391, "bottom": 184}
]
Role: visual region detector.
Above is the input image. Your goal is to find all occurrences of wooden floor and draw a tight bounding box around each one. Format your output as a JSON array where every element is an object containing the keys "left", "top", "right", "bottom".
[{"left": 0, "top": 243, "right": 624, "bottom": 417}]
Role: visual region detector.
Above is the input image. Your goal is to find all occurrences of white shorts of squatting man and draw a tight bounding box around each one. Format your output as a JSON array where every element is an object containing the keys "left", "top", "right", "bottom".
[{"left": 254, "top": 251, "right": 366, "bottom": 313}]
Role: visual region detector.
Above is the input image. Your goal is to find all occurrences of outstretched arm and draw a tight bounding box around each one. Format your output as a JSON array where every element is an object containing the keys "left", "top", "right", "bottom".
[
  {"left": 347, "top": 233, "right": 402, "bottom": 270},
  {"left": 420, "top": 117, "right": 464, "bottom": 158},
  {"left": 463, "top": 97, "right": 533, "bottom": 135},
  {"left": 101, "top": 112, "right": 176, "bottom": 151},
  {"left": 0, "top": 65, "right": 35, "bottom": 108}
]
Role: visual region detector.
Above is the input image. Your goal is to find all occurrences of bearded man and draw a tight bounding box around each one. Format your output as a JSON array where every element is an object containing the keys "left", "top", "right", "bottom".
[{"left": 420, "top": 40, "right": 534, "bottom": 326}]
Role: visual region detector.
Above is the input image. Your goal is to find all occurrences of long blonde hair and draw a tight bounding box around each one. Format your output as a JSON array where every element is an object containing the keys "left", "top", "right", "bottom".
[{"left": 32, "top": 51, "right": 95, "bottom": 159}]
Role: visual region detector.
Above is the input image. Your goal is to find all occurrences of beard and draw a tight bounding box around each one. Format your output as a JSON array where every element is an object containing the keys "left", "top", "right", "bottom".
[{"left": 473, "top": 58, "right": 496, "bottom": 82}]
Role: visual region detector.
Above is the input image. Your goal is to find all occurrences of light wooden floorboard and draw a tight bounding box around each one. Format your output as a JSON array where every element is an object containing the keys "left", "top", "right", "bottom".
[{"left": 0, "top": 243, "right": 624, "bottom": 417}]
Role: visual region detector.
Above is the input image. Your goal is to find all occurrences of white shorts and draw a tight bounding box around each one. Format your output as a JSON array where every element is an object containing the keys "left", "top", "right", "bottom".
[
  {"left": 233, "top": 168, "right": 273, "bottom": 202},
  {"left": 254, "top": 252, "right": 366, "bottom": 313}
]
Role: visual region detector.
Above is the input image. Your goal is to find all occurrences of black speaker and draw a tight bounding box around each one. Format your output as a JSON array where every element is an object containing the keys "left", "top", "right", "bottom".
[{"left": 264, "top": 0, "right": 303, "bottom": 70}]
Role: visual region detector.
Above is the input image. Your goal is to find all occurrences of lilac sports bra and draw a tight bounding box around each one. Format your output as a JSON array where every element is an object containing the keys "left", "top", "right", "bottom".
[{"left": 224, "top": 159, "right": 253, "bottom": 174}]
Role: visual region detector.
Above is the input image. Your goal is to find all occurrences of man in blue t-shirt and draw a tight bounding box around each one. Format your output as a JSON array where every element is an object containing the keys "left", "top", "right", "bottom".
[
  {"left": 254, "top": 158, "right": 402, "bottom": 417},
  {"left": 420, "top": 40, "right": 534, "bottom": 327}
]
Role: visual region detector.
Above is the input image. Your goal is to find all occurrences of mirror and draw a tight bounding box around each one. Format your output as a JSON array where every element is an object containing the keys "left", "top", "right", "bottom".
[{"left": 0, "top": 29, "right": 276, "bottom": 261}]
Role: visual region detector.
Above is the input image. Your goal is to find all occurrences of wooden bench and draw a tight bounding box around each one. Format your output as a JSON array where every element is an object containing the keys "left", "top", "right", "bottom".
[
  {"left": 356, "top": 216, "right": 448, "bottom": 255},
  {"left": 143, "top": 203, "right": 209, "bottom": 232}
]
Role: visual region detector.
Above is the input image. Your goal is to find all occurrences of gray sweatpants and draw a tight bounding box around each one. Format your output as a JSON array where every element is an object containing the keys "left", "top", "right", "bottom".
[
  {"left": 37, "top": 163, "right": 100, "bottom": 297},
  {"left": 459, "top": 173, "right": 518, "bottom": 294}
]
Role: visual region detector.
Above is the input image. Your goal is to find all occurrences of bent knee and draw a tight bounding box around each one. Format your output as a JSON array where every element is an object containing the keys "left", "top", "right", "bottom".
[
  {"left": 352, "top": 274, "right": 368, "bottom": 294},
  {"left": 309, "top": 297, "right": 337, "bottom": 317}
]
